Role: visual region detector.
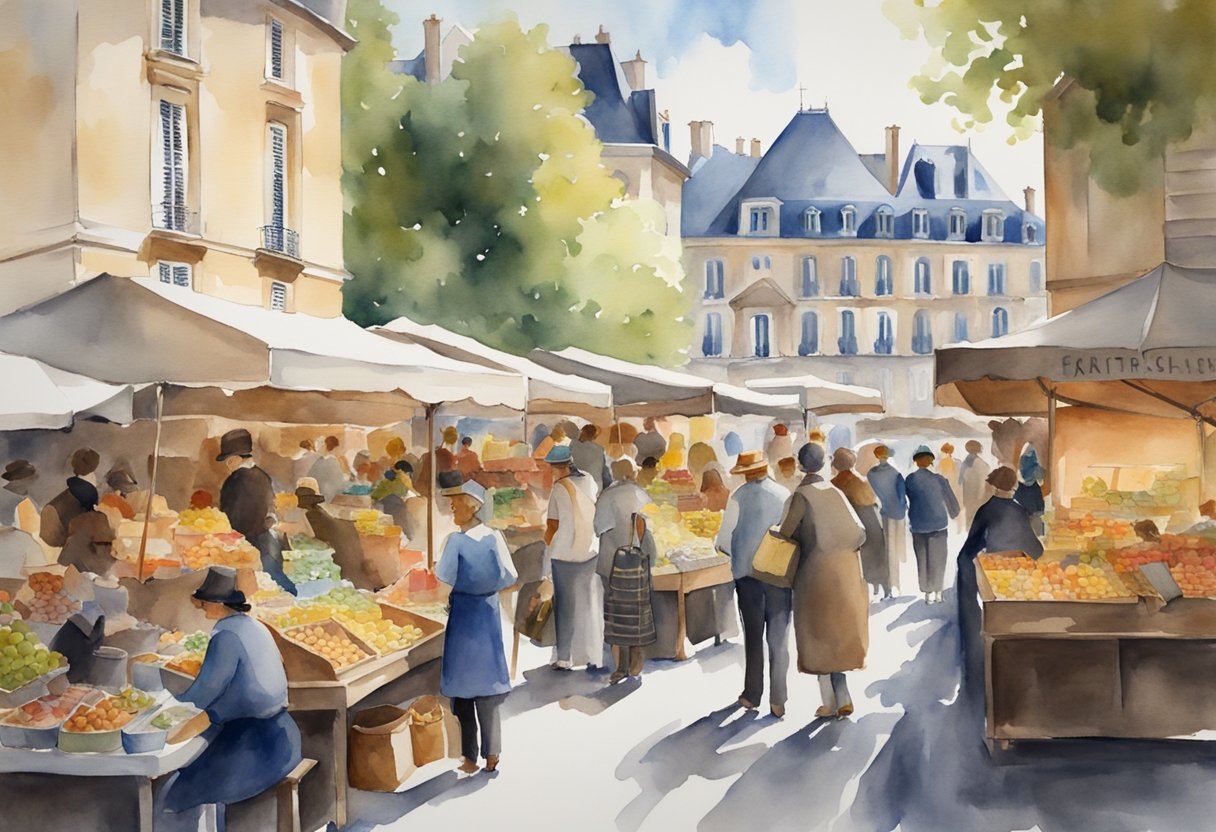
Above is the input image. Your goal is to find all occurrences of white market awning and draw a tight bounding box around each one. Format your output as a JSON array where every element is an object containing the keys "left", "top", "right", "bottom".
[
  {"left": 708, "top": 382, "right": 803, "bottom": 419},
  {"left": 0, "top": 353, "right": 133, "bottom": 430},
  {"left": 374, "top": 318, "right": 613, "bottom": 417},
  {"left": 745, "top": 374, "right": 885, "bottom": 416},
  {"left": 0, "top": 275, "right": 526, "bottom": 410}
]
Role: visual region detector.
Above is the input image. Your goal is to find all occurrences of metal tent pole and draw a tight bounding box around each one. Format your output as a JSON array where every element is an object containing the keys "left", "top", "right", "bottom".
[{"left": 136, "top": 384, "right": 164, "bottom": 583}]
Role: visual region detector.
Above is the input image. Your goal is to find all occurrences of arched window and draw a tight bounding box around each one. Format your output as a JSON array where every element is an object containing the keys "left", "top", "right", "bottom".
[
  {"left": 912, "top": 309, "right": 933, "bottom": 354},
  {"left": 839, "top": 256, "right": 859, "bottom": 296},
  {"left": 841, "top": 205, "right": 857, "bottom": 235},
  {"left": 704, "top": 259, "right": 724, "bottom": 299},
  {"left": 874, "top": 312, "right": 894, "bottom": 355},
  {"left": 875, "top": 255, "right": 893, "bottom": 296},
  {"left": 800, "top": 256, "right": 819, "bottom": 298},
  {"left": 751, "top": 256, "right": 761, "bottom": 270},
  {"left": 799, "top": 312, "right": 819, "bottom": 356},
  {"left": 764, "top": 255, "right": 772, "bottom": 270},
  {"left": 875, "top": 206, "right": 894, "bottom": 238},
  {"left": 992, "top": 307, "right": 1009, "bottom": 338},
  {"left": 914, "top": 257, "right": 932, "bottom": 295},
  {"left": 952, "top": 260, "right": 970, "bottom": 295},
  {"left": 702, "top": 312, "right": 723, "bottom": 356},
  {"left": 803, "top": 207, "right": 821, "bottom": 233},
  {"left": 838, "top": 310, "right": 859, "bottom": 355},
  {"left": 1030, "top": 260, "right": 1044, "bottom": 293}
]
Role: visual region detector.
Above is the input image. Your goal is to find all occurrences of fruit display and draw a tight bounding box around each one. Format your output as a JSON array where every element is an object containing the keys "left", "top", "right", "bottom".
[
  {"left": 259, "top": 604, "right": 332, "bottom": 630},
  {"left": 682, "top": 510, "right": 723, "bottom": 539},
  {"left": 284, "top": 623, "right": 371, "bottom": 669},
  {"left": 978, "top": 554, "right": 1131, "bottom": 601},
  {"left": 2, "top": 686, "right": 100, "bottom": 729},
  {"left": 660, "top": 469, "right": 697, "bottom": 493},
  {"left": 180, "top": 532, "right": 260, "bottom": 570},
  {"left": 111, "top": 687, "right": 156, "bottom": 714},
  {"left": 161, "top": 630, "right": 208, "bottom": 678},
  {"left": 303, "top": 586, "right": 423, "bottom": 655},
  {"left": 354, "top": 510, "right": 401, "bottom": 538},
  {"left": 275, "top": 492, "right": 299, "bottom": 512},
  {"left": 1080, "top": 465, "right": 1188, "bottom": 510},
  {"left": 1047, "top": 513, "right": 1137, "bottom": 552},
  {"left": 377, "top": 577, "right": 449, "bottom": 621},
  {"left": 250, "top": 571, "right": 292, "bottom": 605},
  {"left": 643, "top": 503, "right": 718, "bottom": 563},
  {"left": 284, "top": 546, "right": 342, "bottom": 583},
  {"left": 182, "top": 631, "right": 210, "bottom": 655},
  {"left": 0, "top": 591, "right": 20, "bottom": 627},
  {"left": 289, "top": 534, "right": 331, "bottom": 551},
  {"left": 1107, "top": 535, "right": 1216, "bottom": 598},
  {"left": 177, "top": 507, "right": 232, "bottom": 534},
  {"left": 25, "top": 572, "right": 81, "bottom": 624},
  {"left": 0, "top": 621, "right": 66, "bottom": 691},
  {"left": 150, "top": 705, "right": 199, "bottom": 731},
  {"left": 63, "top": 698, "right": 135, "bottom": 732},
  {"left": 165, "top": 656, "right": 202, "bottom": 677}
]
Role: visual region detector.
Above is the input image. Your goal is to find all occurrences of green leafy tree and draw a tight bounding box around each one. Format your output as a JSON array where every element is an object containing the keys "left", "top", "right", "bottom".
[
  {"left": 884, "top": 0, "right": 1216, "bottom": 195},
  {"left": 342, "top": 2, "right": 690, "bottom": 364}
]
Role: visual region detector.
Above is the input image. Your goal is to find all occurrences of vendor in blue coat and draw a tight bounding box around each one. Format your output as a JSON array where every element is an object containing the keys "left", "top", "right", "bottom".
[
  {"left": 435, "top": 475, "right": 517, "bottom": 775},
  {"left": 162, "top": 566, "right": 301, "bottom": 828}
]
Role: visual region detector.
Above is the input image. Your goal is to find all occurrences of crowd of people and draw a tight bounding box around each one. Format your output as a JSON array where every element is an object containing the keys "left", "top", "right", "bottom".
[{"left": 0, "top": 418, "right": 1053, "bottom": 784}]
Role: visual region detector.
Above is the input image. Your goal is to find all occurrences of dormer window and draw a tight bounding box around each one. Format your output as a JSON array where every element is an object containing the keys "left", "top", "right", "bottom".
[
  {"left": 949, "top": 208, "right": 967, "bottom": 240},
  {"left": 840, "top": 205, "right": 857, "bottom": 236},
  {"left": 982, "top": 209, "right": 1004, "bottom": 242},
  {"left": 1024, "top": 223, "right": 1039, "bottom": 244},
  {"left": 875, "top": 206, "right": 894, "bottom": 238},
  {"left": 803, "top": 207, "right": 821, "bottom": 234},
  {"left": 912, "top": 209, "right": 930, "bottom": 239},
  {"left": 740, "top": 198, "right": 781, "bottom": 237}
]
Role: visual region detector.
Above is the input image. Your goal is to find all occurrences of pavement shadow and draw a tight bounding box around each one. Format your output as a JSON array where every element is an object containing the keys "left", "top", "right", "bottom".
[
  {"left": 613, "top": 704, "right": 770, "bottom": 832},
  {"left": 344, "top": 768, "right": 494, "bottom": 832},
  {"left": 560, "top": 675, "right": 644, "bottom": 715}
]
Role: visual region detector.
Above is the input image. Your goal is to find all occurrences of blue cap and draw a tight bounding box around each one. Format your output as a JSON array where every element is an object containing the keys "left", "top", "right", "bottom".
[
  {"left": 913, "top": 445, "right": 935, "bottom": 460},
  {"left": 544, "top": 444, "right": 573, "bottom": 465}
]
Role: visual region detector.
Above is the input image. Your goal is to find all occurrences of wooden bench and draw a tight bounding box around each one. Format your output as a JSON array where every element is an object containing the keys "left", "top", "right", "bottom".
[{"left": 226, "top": 758, "right": 317, "bottom": 832}]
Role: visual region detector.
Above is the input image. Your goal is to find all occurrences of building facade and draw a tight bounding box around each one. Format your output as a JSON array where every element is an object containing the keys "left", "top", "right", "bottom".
[
  {"left": 682, "top": 109, "right": 1047, "bottom": 417},
  {"left": 0, "top": 0, "right": 352, "bottom": 317},
  {"left": 1044, "top": 77, "right": 1216, "bottom": 313}
]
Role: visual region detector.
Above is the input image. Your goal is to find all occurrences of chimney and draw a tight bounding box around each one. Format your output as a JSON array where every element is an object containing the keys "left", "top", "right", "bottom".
[
  {"left": 595, "top": 24, "right": 610, "bottom": 44},
  {"left": 689, "top": 120, "right": 714, "bottom": 165},
  {"left": 885, "top": 124, "right": 900, "bottom": 195},
  {"left": 423, "top": 14, "right": 442, "bottom": 84},
  {"left": 750, "top": 138, "right": 762, "bottom": 158},
  {"left": 1023, "top": 186, "right": 1037, "bottom": 215},
  {"left": 621, "top": 50, "right": 647, "bottom": 92},
  {"left": 735, "top": 136, "right": 745, "bottom": 155}
]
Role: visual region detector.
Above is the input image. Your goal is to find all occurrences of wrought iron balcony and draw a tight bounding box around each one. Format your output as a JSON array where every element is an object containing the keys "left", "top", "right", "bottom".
[
  {"left": 260, "top": 225, "right": 300, "bottom": 259},
  {"left": 152, "top": 202, "right": 200, "bottom": 235}
]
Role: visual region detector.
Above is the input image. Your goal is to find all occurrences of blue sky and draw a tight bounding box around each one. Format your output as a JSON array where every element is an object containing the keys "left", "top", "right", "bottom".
[{"left": 381, "top": 0, "right": 1045, "bottom": 202}]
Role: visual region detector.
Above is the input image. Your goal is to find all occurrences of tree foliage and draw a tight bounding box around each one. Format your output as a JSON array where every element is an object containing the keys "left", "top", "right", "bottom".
[
  {"left": 342, "top": 1, "right": 690, "bottom": 364},
  {"left": 883, "top": 0, "right": 1216, "bottom": 195}
]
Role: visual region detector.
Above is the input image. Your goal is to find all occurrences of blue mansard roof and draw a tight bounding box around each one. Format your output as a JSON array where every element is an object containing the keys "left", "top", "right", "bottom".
[
  {"left": 565, "top": 43, "right": 658, "bottom": 146},
  {"left": 684, "top": 109, "right": 1044, "bottom": 246}
]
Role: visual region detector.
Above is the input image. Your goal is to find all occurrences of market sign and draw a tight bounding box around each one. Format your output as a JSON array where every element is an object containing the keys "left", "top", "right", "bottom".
[{"left": 1060, "top": 350, "right": 1216, "bottom": 381}]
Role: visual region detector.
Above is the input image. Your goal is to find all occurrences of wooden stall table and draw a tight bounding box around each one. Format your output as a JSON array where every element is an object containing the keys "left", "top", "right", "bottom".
[
  {"left": 274, "top": 609, "right": 445, "bottom": 830},
  {"left": 0, "top": 736, "right": 206, "bottom": 831},
  {"left": 651, "top": 559, "right": 735, "bottom": 661},
  {"left": 977, "top": 565, "right": 1216, "bottom": 747}
]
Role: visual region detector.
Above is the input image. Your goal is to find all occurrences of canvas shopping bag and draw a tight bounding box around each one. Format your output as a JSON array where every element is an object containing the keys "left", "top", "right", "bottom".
[
  {"left": 407, "top": 695, "right": 446, "bottom": 767},
  {"left": 750, "top": 528, "right": 799, "bottom": 588}
]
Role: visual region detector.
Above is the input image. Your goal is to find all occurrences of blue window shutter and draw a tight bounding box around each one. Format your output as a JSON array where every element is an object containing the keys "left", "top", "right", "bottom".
[
  {"left": 159, "top": 101, "right": 186, "bottom": 229},
  {"left": 269, "top": 123, "right": 287, "bottom": 229},
  {"left": 269, "top": 20, "right": 284, "bottom": 79}
]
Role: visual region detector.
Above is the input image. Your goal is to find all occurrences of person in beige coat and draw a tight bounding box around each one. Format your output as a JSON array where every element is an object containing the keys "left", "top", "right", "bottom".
[{"left": 778, "top": 443, "right": 869, "bottom": 719}]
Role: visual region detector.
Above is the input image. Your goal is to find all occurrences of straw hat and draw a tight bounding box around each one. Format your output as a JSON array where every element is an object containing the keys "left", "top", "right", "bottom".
[{"left": 730, "top": 450, "right": 769, "bottom": 476}]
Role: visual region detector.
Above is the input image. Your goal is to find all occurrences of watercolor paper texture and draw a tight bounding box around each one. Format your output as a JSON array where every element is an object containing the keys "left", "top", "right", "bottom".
[{"left": 2, "top": 1, "right": 1215, "bottom": 830}]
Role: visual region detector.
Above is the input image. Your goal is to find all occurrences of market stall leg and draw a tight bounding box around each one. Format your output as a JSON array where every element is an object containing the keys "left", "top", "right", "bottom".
[{"left": 675, "top": 578, "right": 689, "bottom": 662}]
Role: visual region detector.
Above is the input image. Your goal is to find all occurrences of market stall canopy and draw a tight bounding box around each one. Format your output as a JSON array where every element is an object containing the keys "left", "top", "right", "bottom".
[
  {"left": 744, "top": 374, "right": 885, "bottom": 416},
  {"left": 0, "top": 275, "right": 525, "bottom": 409},
  {"left": 935, "top": 263, "right": 1216, "bottom": 422},
  {"left": 708, "top": 382, "right": 803, "bottom": 419},
  {"left": 373, "top": 318, "right": 613, "bottom": 418},
  {"left": 0, "top": 352, "right": 133, "bottom": 430},
  {"left": 529, "top": 348, "right": 715, "bottom": 417}
]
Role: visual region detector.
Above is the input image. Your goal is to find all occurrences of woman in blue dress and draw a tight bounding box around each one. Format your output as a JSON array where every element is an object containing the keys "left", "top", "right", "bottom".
[
  {"left": 162, "top": 566, "right": 302, "bottom": 829},
  {"left": 435, "top": 477, "right": 517, "bottom": 774}
]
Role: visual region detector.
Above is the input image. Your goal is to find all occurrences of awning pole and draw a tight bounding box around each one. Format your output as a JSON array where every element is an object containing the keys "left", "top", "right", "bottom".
[
  {"left": 1045, "top": 388, "right": 1057, "bottom": 506},
  {"left": 136, "top": 383, "right": 164, "bottom": 583},
  {"left": 1198, "top": 417, "right": 1207, "bottom": 504},
  {"left": 426, "top": 403, "right": 437, "bottom": 570}
]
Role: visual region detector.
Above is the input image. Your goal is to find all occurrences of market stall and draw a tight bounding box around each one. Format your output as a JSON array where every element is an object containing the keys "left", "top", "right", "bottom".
[{"left": 937, "top": 263, "right": 1216, "bottom": 743}]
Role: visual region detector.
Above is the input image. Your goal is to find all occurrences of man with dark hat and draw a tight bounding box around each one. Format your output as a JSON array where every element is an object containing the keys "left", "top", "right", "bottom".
[
  {"left": 1, "top": 459, "right": 38, "bottom": 526},
  {"left": 162, "top": 565, "right": 301, "bottom": 823},
  {"left": 905, "top": 445, "right": 960, "bottom": 605},
  {"left": 99, "top": 466, "right": 139, "bottom": 523},
  {"left": 40, "top": 447, "right": 101, "bottom": 547},
  {"left": 217, "top": 429, "right": 294, "bottom": 593},
  {"left": 295, "top": 481, "right": 374, "bottom": 590}
]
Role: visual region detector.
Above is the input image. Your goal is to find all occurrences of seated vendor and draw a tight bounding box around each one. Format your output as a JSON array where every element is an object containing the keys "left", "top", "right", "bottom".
[{"left": 162, "top": 566, "right": 302, "bottom": 824}]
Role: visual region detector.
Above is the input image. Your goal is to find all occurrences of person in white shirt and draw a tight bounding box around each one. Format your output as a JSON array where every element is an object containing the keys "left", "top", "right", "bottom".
[{"left": 544, "top": 445, "right": 603, "bottom": 671}]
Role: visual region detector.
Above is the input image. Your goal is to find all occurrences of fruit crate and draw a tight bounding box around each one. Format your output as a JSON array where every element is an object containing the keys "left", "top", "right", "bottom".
[
  {"left": 267, "top": 619, "right": 378, "bottom": 683},
  {"left": 375, "top": 602, "right": 446, "bottom": 649},
  {"left": 0, "top": 665, "right": 69, "bottom": 709}
]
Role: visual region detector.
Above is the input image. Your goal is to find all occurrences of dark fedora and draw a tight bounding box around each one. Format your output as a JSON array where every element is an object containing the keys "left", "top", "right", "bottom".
[
  {"left": 192, "top": 565, "right": 250, "bottom": 610},
  {"left": 216, "top": 429, "right": 254, "bottom": 462},
  {"left": 2, "top": 460, "right": 35, "bottom": 482}
]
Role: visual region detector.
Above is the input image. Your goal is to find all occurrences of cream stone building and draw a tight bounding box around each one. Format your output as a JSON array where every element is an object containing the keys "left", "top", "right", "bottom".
[
  {"left": 682, "top": 109, "right": 1047, "bottom": 418},
  {"left": 0, "top": 0, "right": 352, "bottom": 317},
  {"left": 1044, "top": 78, "right": 1216, "bottom": 313}
]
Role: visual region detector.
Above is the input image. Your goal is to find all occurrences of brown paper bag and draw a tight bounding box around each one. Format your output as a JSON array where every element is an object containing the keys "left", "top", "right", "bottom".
[
  {"left": 407, "top": 695, "right": 445, "bottom": 767},
  {"left": 349, "top": 705, "right": 415, "bottom": 791}
]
